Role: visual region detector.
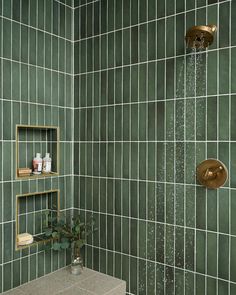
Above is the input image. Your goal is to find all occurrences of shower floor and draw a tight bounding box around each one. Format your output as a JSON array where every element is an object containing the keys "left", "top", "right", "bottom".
[{"left": 3, "top": 267, "right": 126, "bottom": 295}]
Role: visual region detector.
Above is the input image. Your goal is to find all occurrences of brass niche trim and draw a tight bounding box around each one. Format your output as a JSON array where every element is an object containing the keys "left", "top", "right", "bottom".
[
  {"left": 15, "top": 124, "right": 60, "bottom": 179},
  {"left": 15, "top": 189, "right": 60, "bottom": 251},
  {"left": 185, "top": 25, "right": 217, "bottom": 48},
  {"left": 196, "top": 159, "right": 228, "bottom": 189}
]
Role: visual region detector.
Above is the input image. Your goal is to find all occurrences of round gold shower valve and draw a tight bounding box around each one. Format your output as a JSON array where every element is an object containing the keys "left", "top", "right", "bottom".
[{"left": 196, "top": 159, "right": 228, "bottom": 189}]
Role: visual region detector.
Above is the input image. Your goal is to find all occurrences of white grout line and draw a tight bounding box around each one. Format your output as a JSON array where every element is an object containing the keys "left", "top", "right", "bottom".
[
  {"left": 73, "top": 92, "right": 236, "bottom": 109},
  {"left": 173, "top": 1, "right": 177, "bottom": 293},
  {"left": 163, "top": 0, "right": 167, "bottom": 292},
  {"left": 137, "top": 0, "right": 140, "bottom": 292},
  {"left": 228, "top": 0, "right": 232, "bottom": 293},
  {"left": 0, "top": 0, "right": 4, "bottom": 290},
  {"left": 73, "top": 0, "right": 99, "bottom": 10},
  {"left": 205, "top": 4, "right": 209, "bottom": 295},
  {"left": 0, "top": 14, "right": 72, "bottom": 43},
  {"left": 183, "top": 1, "right": 187, "bottom": 294},
  {"left": 216, "top": 3, "right": 220, "bottom": 295}
]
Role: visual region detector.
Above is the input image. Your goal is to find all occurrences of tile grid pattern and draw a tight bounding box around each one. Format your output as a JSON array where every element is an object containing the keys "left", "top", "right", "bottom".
[
  {"left": 74, "top": 0, "right": 236, "bottom": 294},
  {"left": 0, "top": 0, "right": 74, "bottom": 292}
]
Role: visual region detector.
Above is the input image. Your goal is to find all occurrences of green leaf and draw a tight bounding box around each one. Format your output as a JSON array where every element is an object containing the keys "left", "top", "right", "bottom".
[
  {"left": 52, "top": 232, "right": 58, "bottom": 238},
  {"left": 45, "top": 229, "right": 52, "bottom": 237},
  {"left": 61, "top": 241, "right": 70, "bottom": 249},
  {"left": 75, "top": 225, "right": 80, "bottom": 233},
  {"left": 52, "top": 242, "right": 61, "bottom": 251}
]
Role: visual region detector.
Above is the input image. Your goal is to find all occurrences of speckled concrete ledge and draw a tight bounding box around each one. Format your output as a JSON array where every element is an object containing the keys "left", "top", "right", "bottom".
[{"left": 3, "top": 267, "right": 126, "bottom": 295}]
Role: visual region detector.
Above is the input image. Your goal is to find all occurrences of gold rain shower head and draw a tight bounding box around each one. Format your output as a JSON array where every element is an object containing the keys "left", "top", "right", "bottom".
[{"left": 185, "top": 25, "right": 217, "bottom": 49}]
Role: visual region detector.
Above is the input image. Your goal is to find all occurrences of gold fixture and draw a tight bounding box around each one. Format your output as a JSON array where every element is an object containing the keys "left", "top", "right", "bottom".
[
  {"left": 16, "top": 189, "right": 60, "bottom": 250},
  {"left": 196, "top": 159, "right": 228, "bottom": 189},
  {"left": 185, "top": 25, "right": 217, "bottom": 48}
]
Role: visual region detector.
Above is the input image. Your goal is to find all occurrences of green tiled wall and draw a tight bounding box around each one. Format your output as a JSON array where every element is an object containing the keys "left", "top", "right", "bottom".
[
  {"left": 0, "top": 0, "right": 73, "bottom": 292},
  {"left": 74, "top": 0, "right": 236, "bottom": 294},
  {"left": 1, "top": 0, "right": 236, "bottom": 294}
]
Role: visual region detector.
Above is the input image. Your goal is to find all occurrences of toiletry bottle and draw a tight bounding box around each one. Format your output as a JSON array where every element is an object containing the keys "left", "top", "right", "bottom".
[
  {"left": 33, "top": 153, "right": 42, "bottom": 175},
  {"left": 43, "top": 153, "right": 52, "bottom": 173}
]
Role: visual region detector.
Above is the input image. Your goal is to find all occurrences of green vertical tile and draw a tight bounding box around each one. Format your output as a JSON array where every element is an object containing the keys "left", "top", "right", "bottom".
[
  {"left": 166, "top": 184, "right": 174, "bottom": 224},
  {"left": 185, "top": 271, "right": 195, "bottom": 295},
  {"left": 207, "top": 96, "right": 217, "bottom": 140},
  {"left": 207, "top": 51, "right": 217, "bottom": 95},
  {"left": 166, "top": 17, "right": 175, "bottom": 57},
  {"left": 196, "top": 230, "right": 206, "bottom": 274},
  {"left": 231, "top": 283, "right": 236, "bottom": 295},
  {"left": 3, "top": 222, "right": 12, "bottom": 262},
  {"left": 138, "top": 259, "right": 147, "bottom": 295},
  {"left": 207, "top": 189, "right": 217, "bottom": 231},
  {"left": 13, "top": 260, "right": 20, "bottom": 288},
  {"left": 3, "top": 0, "right": 12, "bottom": 18},
  {"left": 230, "top": 236, "right": 236, "bottom": 282},
  {"left": 207, "top": 232, "right": 217, "bottom": 277},
  {"left": 107, "top": 33, "right": 114, "bottom": 68},
  {"left": 165, "top": 266, "right": 174, "bottom": 295},
  {"left": 219, "top": 96, "right": 229, "bottom": 140},
  {"left": 185, "top": 185, "right": 195, "bottom": 227},
  {"left": 148, "top": 0, "right": 156, "bottom": 20},
  {"left": 139, "top": 24, "right": 147, "bottom": 62},
  {"left": 156, "top": 223, "right": 165, "bottom": 264},
  {"left": 175, "top": 268, "right": 185, "bottom": 295},
  {"left": 166, "top": 0, "right": 174, "bottom": 15},
  {"left": 175, "top": 99, "right": 184, "bottom": 140},
  {"left": 218, "top": 280, "right": 228, "bottom": 295},
  {"left": 21, "top": 25, "right": 29, "bottom": 63},
  {"left": 166, "top": 59, "right": 174, "bottom": 99},
  {"left": 115, "top": 31, "right": 122, "bottom": 66},
  {"left": 196, "top": 98, "right": 206, "bottom": 140},
  {"left": 165, "top": 225, "right": 174, "bottom": 266},
  {"left": 157, "top": 19, "right": 165, "bottom": 58},
  {"left": 3, "top": 19, "right": 11, "bottom": 59},
  {"left": 185, "top": 229, "right": 195, "bottom": 271},
  {"left": 207, "top": 277, "right": 217, "bottom": 295},
  {"left": 219, "top": 2, "right": 230, "bottom": 47},
  {"left": 219, "top": 234, "right": 229, "bottom": 280},
  {"left": 3, "top": 263, "right": 11, "bottom": 292},
  {"left": 196, "top": 274, "right": 205, "bottom": 295},
  {"left": 219, "top": 189, "right": 229, "bottom": 234},
  {"left": 131, "top": 27, "right": 138, "bottom": 64},
  {"left": 231, "top": 190, "right": 236, "bottom": 235},
  {"left": 231, "top": 143, "right": 236, "bottom": 187},
  {"left": 219, "top": 50, "right": 229, "bottom": 94},
  {"left": 175, "top": 227, "right": 184, "bottom": 268}
]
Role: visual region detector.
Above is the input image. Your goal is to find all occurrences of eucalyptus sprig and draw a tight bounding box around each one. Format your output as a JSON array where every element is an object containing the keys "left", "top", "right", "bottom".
[{"left": 43, "top": 212, "right": 96, "bottom": 252}]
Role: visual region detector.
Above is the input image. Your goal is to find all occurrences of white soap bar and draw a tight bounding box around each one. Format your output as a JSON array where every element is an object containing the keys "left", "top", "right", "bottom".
[
  {"left": 18, "top": 237, "right": 34, "bottom": 246},
  {"left": 17, "top": 233, "right": 33, "bottom": 242}
]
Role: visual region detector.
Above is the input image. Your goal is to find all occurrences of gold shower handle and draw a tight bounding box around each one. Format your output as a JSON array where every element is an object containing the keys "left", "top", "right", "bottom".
[
  {"left": 202, "top": 165, "right": 223, "bottom": 181},
  {"left": 197, "top": 159, "right": 228, "bottom": 189}
]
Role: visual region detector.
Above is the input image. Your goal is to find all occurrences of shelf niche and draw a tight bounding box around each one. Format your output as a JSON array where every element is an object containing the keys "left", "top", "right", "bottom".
[
  {"left": 16, "top": 125, "right": 60, "bottom": 179},
  {"left": 16, "top": 189, "right": 60, "bottom": 250}
]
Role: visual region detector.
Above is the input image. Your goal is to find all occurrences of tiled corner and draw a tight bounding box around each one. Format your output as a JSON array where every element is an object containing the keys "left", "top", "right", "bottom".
[{"left": 73, "top": 0, "right": 235, "bottom": 294}]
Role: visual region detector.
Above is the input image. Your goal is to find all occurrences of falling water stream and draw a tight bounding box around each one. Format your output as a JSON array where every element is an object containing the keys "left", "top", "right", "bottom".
[{"left": 150, "top": 48, "right": 207, "bottom": 294}]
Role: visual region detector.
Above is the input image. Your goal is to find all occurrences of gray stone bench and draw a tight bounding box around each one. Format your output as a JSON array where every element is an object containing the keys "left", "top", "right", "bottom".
[{"left": 4, "top": 267, "right": 126, "bottom": 295}]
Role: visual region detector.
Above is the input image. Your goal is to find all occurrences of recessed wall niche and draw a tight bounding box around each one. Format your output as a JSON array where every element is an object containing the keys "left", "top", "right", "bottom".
[
  {"left": 16, "top": 125, "right": 60, "bottom": 179},
  {"left": 16, "top": 190, "right": 60, "bottom": 250}
]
